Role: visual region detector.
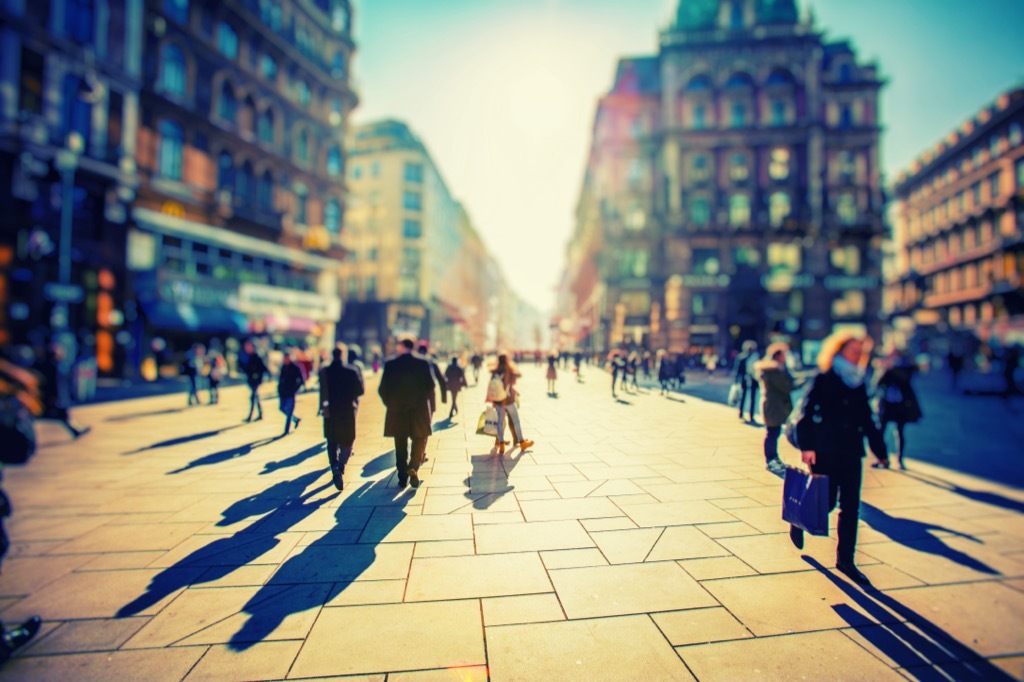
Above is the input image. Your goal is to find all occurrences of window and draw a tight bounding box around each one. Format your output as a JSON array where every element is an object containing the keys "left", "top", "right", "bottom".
[
  {"left": 257, "top": 109, "right": 274, "bottom": 144},
  {"left": 770, "top": 99, "right": 787, "bottom": 126},
  {"left": 769, "top": 192, "right": 791, "bottom": 227},
  {"left": 332, "top": 52, "right": 345, "bottom": 78},
  {"left": 730, "top": 102, "right": 747, "bottom": 128},
  {"left": 769, "top": 147, "right": 790, "bottom": 180},
  {"left": 18, "top": 48, "right": 45, "bottom": 116},
  {"left": 61, "top": 74, "right": 92, "bottom": 148},
  {"left": 1010, "top": 123, "right": 1023, "bottom": 147},
  {"left": 217, "top": 81, "right": 236, "bottom": 122},
  {"left": 404, "top": 162, "right": 424, "bottom": 183},
  {"left": 216, "top": 151, "right": 234, "bottom": 191},
  {"left": 1016, "top": 159, "right": 1024, "bottom": 190},
  {"left": 157, "top": 119, "right": 183, "bottom": 180},
  {"left": 294, "top": 183, "right": 308, "bottom": 224},
  {"left": 258, "top": 171, "right": 273, "bottom": 210},
  {"left": 838, "top": 150, "right": 856, "bottom": 183},
  {"left": 830, "top": 246, "right": 861, "bottom": 275},
  {"left": 768, "top": 242, "right": 802, "bottom": 276},
  {"left": 990, "top": 135, "right": 1002, "bottom": 159},
  {"left": 693, "top": 104, "right": 707, "bottom": 130},
  {"left": 989, "top": 173, "right": 1000, "bottom": 200},
  {"left": 733, "top": 246, "right": 761, "bottom": 268},
  {"left": 324, "top": 198, "right": 340, "bottom": 233},
  {"left": 972, "top": 182, "right": 982, "bottom": 209},
  {"left": 240, "top": 96, "right": 255, "bottom": 136},
  {"left": 836, "top": 192, "right": 857, "bottom": 226},
  {"left": 67, "top": 0, "right": 95, "bottom": 46},
  {"left": 327, "top": 147, "right": 342, "bottom": 177},
  {"left": 403, "top": 191, "right": 422, "bottom": 211},
  {"left": 839, "top": 105, "right": 853, "bottom": 129},
  {"left": 236, "top": 161, "right": 253, "bottom": 202},
  {"left": 838, "top": 63, "right": 853, "bottom": 83},
  {"left": 692, "top": 249, "right": 720, "bottom": 276},
  {"left": 691, "top": 154, "right": 710, "bottom": 181},
  {"left": 627, "top": 158, "right": 647, "bottom": 187},
  {"left": 368, "top": 248, "right": 378, "bottom": 262},
  {"left": 216, "top": 22, "right": 239, "bottom": 59},
  {"left": 260, "top": 54, "right": 278, "bottom": 81},
  {"left": 619, "top": 250, "right": 649, "bottom": 279},
  {"left": 164, "top": 0, "right": 188, "bottom": 23},
  {"left": 832, "top": 291, "right": 865, "bottom": 318},
  {"left": 351, "top": 164, "right": 362, "bottom": 180},
  {"left": 296, "top": 130, "right": 309, "bottom": 164},
  {"left": 403, "top": 219, "right": 422, "bottom": 238},
  {"left": 729, "top": 1, "right": 744, "bottom": 29},
  {"left": 729, "top": 194, "right": 751, "bottom": 227},
  {"left": 365, "top": 277, "right": 377, "bottom": 298},
  {"left": 159, "top": 44, "right": 187, "bottom": 97},
  {"left": 729, "top": 152, "right": 748, "bottom": 181},
  {"left": 296, "top": 81, "right": 311, "bottom": 107},
  {"left": 689, "top": 196, "right": 710, "bottom": 227}
]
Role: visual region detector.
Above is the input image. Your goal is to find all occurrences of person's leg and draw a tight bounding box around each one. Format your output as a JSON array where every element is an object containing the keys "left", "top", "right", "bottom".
[
  {"left": 394, "top": 437, "right": 410, "bottom": 486},
  {"left": 895, "top": 422, "right": 906, "bottom": 468},
  {"left": 835, "top": 459, "right": 864, "bottom": 568},
  {"left": 326, "top": 435, "right": 340, "bottom": 476},
  {"left": 749, "top": 383, "right": 759, "bottom": 422},
  {"left": 506, "top": 403, "right": 532, "bottom": 449},
  {"left": 282, "top": 397, "right": 296, "bottom": 434},
  {"left": 495, "top": 403, "right": 506, "bottom": 453},
  {"left": 738, "top": 379, "right": 748, "bottom": 417},
  {"left": 764, "top": 426, "right": 781, "bottom": 466},
  {"left": 408, "top": 436, "right": 428, "bottom": 487}
]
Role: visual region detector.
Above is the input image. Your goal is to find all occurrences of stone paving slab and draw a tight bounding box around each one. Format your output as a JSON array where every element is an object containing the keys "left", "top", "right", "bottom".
[{"left": 0, "top": 369, "right": 1021, "bottom": 679}]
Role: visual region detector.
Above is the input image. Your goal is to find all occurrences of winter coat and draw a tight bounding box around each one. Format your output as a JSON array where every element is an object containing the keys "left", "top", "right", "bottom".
[
  {"left": 241, "top": 354, "right": 269, "bottom": 388},
  {"left": 794, "top": 369, "right": 886, "bottom": 465},
  {"left": 877, "top": 364, "right": 922, "bottom": 424},
  {"left": 319, "top": 361, "right": 365, "bottom": 443},
  {"left": 444, "top": 364, "right": 467, "bottom": 394},
  {"left": 755, "top": 359, "right": 795, "bottom": 428},
  {"left": 277, "top": 363, "right": 305, "bottom": 398},
  {"left": 379, "top": 353, "right": 436, "bottom": 439}
]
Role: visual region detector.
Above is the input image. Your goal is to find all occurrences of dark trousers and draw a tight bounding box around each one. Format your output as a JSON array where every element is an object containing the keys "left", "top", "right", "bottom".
[
  {"left": 739, "top": 378, "right": 758, "bottom": 420},
  {"left": 394, "top": 436, "right": 428, "bottom": 480},
  {"left": 208, "top": 380, "right": 219, "bottom": 404},
  {"left": 764, "top": 426, "right": 781, "bottom": 463},
  {"left": 280, "top": 396, "right": 298, "bottom": 433},
  {"left": 327, "top": 436, "right": 354, "bottom": 474},
  {"left": 883, "top": 420, "right": 907, "bottom": 461},
  {"left": 246, "top": 385, "right": 263, "bottom": 420},
  {"left": 812, "top": 455, "right": 863, "bottom": 564},
  {"left": 186, "top": 375, "right": 200, "bottom": 405},
  {"left": 449, "top": 390, "right": 460, "bottom": 418}
]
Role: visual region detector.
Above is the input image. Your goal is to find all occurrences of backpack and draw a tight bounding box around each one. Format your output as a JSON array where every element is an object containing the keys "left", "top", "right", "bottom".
[{"left": 486, "top": 373, "right": 508, "bottom": 402}]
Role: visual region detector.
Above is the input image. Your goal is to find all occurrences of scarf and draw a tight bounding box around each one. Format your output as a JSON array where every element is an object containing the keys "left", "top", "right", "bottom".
[{"left": 832, "top": 355, "right": 866, "bottom": 389}]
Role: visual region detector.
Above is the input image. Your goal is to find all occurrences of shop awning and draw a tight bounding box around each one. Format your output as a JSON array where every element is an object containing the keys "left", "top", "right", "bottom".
[{"left": 141, "top": 301, "right": 248, "bottom": 335}]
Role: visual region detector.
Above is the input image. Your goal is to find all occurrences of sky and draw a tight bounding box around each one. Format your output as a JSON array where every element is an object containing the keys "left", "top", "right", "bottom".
[{"left": 350, "top": 0, "right": 1024, "bottom": 314}]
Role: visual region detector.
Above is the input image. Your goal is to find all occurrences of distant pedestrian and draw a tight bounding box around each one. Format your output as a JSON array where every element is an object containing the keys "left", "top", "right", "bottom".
[
  {"left": 609, "top": 351, "right": 626, "bottom": 398},
  {"left": 658, "top": 352, "right": 674, "bottom": 395},
  {"left": 546, "top": 353, "right": 558, "bottom": 396},
  {"left": 278, "top": 353, "right": 304, "bottom": 435},
  {"left": 626, "top": 352, "right": 640, "bottom": 393},
  {"left": 487, "top": 353, "right": 534, "bottom": 455},
  {"left": 379, "top": 337, "right": 436, "bottom": 488},
  {"left": 674, "top": 354, "right": 688, "bottom": 390},
  {"left": 181, "top": 343, "right": 204, "bottom": 406},
  {"left": 206, "top": 352, "right": 226, "bottom": 405},
  {"left": 947, "top": 348, "right": 965, "bottom": 391},
  {"left": 790, "top": 331, "right": 888, "bottom": 586},
  {"left": 755, "top": 342, "right": 795, "bottom": 475},
  {"left": 319, "top": 346, "right": 364, "bottom": 490},
  {"left": 875, "top": 352, "right": 923, "bottom": 470},
  {"left": 1002, "top": 345, "right": 1020, "bottom": 398},
  {"left": 417, "top": 342, "right": 447, "bottom": 423},
  {"left": 573, "top": 352, "right": 583, "bottom": 381},
  {"left": 735, "top": 341, "right": 759, "bottom": 423},
  {"left": 240, "top": 341, "right": 268, "bottom": 422},
  {"left": 470, "top": 353, "right": 483, "bottom": 385},
  {"left": 31, "top": 345, "right": 89, "bottom": 439},
  {"left": 444, "top": 356, "right": 467, "bottom": 419}
]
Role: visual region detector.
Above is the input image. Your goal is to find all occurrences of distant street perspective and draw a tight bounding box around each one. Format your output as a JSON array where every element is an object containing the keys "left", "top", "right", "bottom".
[{"left": 1, "top": 0, "right": 1024, "bottom": 679}]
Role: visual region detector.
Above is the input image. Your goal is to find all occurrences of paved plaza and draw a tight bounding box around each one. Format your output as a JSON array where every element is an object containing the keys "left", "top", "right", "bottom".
[{"left": 1, "top": 365, "right": 1022, "bottom": 681}]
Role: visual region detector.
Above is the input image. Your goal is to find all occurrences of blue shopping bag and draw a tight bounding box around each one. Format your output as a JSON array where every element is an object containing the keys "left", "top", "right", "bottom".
[{"left": 782, "top": 466, "right": 830, "bottom": 536}]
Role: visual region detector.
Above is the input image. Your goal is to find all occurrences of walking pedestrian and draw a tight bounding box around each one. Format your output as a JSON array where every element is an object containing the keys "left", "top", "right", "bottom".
[
  {"left": 791, "top": 331, "right": 888, "bottom": 586},
  {"left": 278, "top": 353, "right": 304, "bottom": 435},
  {"left": 319, "top": 345, "right": 364, "bottom": 490},
  {"left": 609, "top": 351, "right": 625, "bottom": 398},
  {"left": 947, "top": 347, "right": 965, "bottom": 391},
  {"left": 181, "top": 343, "right": 203, "bottom": 406},
  {"left": 206, "top": 351, "right": 226, "bottom": 405},
  {"left": 755, "top": 342, "right": 795, "bottom": 474},
  {"left": 546, "top": 352, "right": 558, "bottom": 396},
  {"left": 1002, "top": 345, "right": 1020, "bottom": 398},
  {"left": 417, "top": 342, "right": 447, "bottom": 422},
  {"left": 573, "top": 352, "right": 583, "bottom": 382},
  {"left": 379, "top": 337, "right": 436, "bottom": 488},
  {"left": 32, "top": 345, "right": 89, "bottom": 438},
  {"left": 470, "top": 353, "right": 483, "bottom": 386},
  {"left": 487, "top": 353, "right": 534, "bottom": 455},
  {"left": 444, "top": 356, "right": 467, "bottom": 420},
  {"left": 240, "top": 340, "right": 268, "bottom": 422},
  {"left": 658, "top": 352, "right": 674, "bottom": 395},
  {"left": 735, "top": 341, "right": 760, "bottom": 423},
  {"left": 875, "top": 352, "right": 923, "bottom": 470}
]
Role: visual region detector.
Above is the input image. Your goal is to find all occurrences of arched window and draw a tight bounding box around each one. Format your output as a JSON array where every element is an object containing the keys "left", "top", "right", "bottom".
[
  {"left": 257, "top": 108, "right": 275, "bottom": 144},
  {"left": 240, "top": 96, "right": 255, "bottom": 135},
  {"left": 294, "top": 183, "right": 308, "bottom": 225},
  {"left": 324, "top": 198, "right": 340, "bottom": 233},
  {"left": 296, "top": 130, "right": 309, "bottom": 165},
  {"left": 258, "top": 170, "right": 273, "bottom": 210},
  {"left": 218, "top": 81, "right": 236, "bottom": 122},
  {"left": 837, "top": 193, "right": 857, "bottom": 226},
  {"left": 689, "top": 196, "right": 711, "bottom": 227},
  {"left": 326, "top": 146, "right": 342, "bottom": 177},
  {"left": 331, "top": 52, "right": 345, "bottom": 78},
  {"left": 163, "top": 0, "right": 188, "bottom": 24},
  {"left": 769, "top": 147, "right": 790, "bottom": 180},
  {"left": 236, "top": 160, "right": 254, "bottom": 202},
  {"left": 260, "top": 54, "right": 278, "bottom": 81},
  {"left": 729, "top": 152, "right": 749, "bottom": 182},
  {"left": 729, "top": 194, "right": 751, "bottom": 227},
  {"left": 216, "top": 150, "right": 234, "bottom": 191},
  {"left": 296, "top": 80, "right": 311, "bottom": 107},
  {"left": 216, "top": 22, "right": 239, "bottom": 59},
  {"left": 159, "top": 44, "right": 187, "bottom": 97},
  {"left": 729, "top": 1, "right": 744, "bottom": 29},
  {"left": 157, "top": 119, "right": 184, "bottom": 180},
  {"left": 769, "top": 192, "right": 791, "bottom": 227}
]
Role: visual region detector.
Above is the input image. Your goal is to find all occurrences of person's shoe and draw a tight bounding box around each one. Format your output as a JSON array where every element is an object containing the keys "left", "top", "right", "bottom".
[
  {"left": 519, "top": 439, "right": 535, "bottom": 451},
  {"left": 333, "top": 469, "right": 344, "bottom": 491},
  {"left": 293, "top": 417, "right": 301, "bottom": 429},
  {"left": 789, "top": 524, "right": 804, "bottom": 550},
  {"left": 244, "top": 417, "right": 252, "bottom": 423},
  {"left": 408, "top": 468, "right": 420, "bottom": 489},
  {"left": 836, "top": 562, "right": 872, "bottom": 586},
  {"left": 398, "top": 477, "right": 408, "bottom": 489},
  {"left": 767, "top": 459, "right": 785, "bottom": 474},
  {"left": 254, "top": 415, "right": 263, "bottom": 421},
  {"left": 897, "top": 458, "right": 907, "bottom": 470},
  {"left": 497, "top": 443, "right": 505, "bottom": 456},
  {"left": 1, "top": 615, "right": 41, "bottom": 654}
]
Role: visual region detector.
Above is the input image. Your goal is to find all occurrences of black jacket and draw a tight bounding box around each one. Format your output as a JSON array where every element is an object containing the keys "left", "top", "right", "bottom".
[
  {"left": 320, "top": 361, "right": 364, "bottom": 442},
  {"left": 241, "top": 353, "right": 269, "bottom": 388},
  {"left": 444, "top": 364, "right": 467, "bottom": 393},
  {"left": 277, "top": 363, "right": 305, "bottom": 398},
  {"left": 795, "top": 369, "right": 885, "bottom": 464},
  {"left": 379, "top": 353, "right": 436, "bottom": 438}
]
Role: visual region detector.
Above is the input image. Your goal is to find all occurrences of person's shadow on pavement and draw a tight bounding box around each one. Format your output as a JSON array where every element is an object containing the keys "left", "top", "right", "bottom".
[
  {"left": 168, "top": 436, "right": 283, "bottom": 474},
  {"left": 463, "top": 446, "right": 525, "bottom": 511},
  {"left": 260, "top": 443, "right": 327, "bottom": 475},
  {"left": 123, "top": 423, "right": 247, "bottom": 455},
  {"left": 904, "top": 471, "right": 1024, "bottom": 515}
]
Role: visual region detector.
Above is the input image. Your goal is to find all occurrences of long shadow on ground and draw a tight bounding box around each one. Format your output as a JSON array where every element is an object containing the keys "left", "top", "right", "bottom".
[
  {"left": 261, "top": 443, "right": 327, "bottom": 475},
  {"left": 123, "top": 423, "right": 247, "bottom": 455},
  {"left": 464, "top": 445, "right": 527, "bottom": 511},
  {"left": 116, "top": 469, "right": 334, "bottom": 617},
  {"left": 228, "top": 454, "right": 415, "bottom": 651},
  {"left": 803, "top": 556, "right": 1014, "bottom": 680},
  {"left": 168, "top": 436, "right": 284, "bottom": 474}
]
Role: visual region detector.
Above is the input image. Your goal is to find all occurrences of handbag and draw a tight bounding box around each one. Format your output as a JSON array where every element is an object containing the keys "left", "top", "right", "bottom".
[
  {"left": 727, "top": 382, "right": 741, "bottom": 406},
  {"left": 475, "top": 406, "right": 499, "bottom": 437},
  {"left": 0, "top": 397, "right": 36, "bottom": 465},
  {"left": 782, "top": 466, "right": 830, "bottom": 536}
]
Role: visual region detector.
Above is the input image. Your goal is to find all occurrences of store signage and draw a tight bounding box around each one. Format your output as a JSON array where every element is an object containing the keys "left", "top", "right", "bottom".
[
  {"left": 44, "top": 283, "right": 84, "bottom": 303},
  {"left": 763, "top": 273, "right": 814, "bottom": 291},
  {"left": 238, "top": 283, "right": 342, "bottom": 321},
  {"left": 158, "top": 275, "right": 239, "bottom": 310},
  {"left": 824, "top": 275, "right": 880, "bottom": 290},
  {"left": 680, "top": 274, "right": 730, "bottom": 288}
]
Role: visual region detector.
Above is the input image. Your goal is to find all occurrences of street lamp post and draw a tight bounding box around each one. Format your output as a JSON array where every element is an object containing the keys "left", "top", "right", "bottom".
[{"left": 51, "top": 132, "right": 84, "bottom": 406}]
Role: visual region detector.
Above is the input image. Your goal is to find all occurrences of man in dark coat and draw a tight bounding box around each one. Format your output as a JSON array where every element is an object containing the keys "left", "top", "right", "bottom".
[
  {"left": 379, "top": 337, "right": 436, "bottom": 488},
  {"left": 240, "top": 340, "right": 268, "bottom": 422},
  {"left": 320, "top": 345, "right": 364, "bottom": 490},
  {"left": 277, "top": 353, "right": 305, "bottom": 436}
]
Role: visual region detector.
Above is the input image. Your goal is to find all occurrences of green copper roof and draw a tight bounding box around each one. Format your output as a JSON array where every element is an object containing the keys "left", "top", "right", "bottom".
[
  {"left": 674, "top": 0, "right": 799, "bottom": 30},
  {"left": 756, "top": 0, "right": 798, "bottom": 24}
]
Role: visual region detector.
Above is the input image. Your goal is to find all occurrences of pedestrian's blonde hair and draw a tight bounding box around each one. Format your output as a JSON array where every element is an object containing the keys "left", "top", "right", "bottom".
[{"left": 817, "top": 331, "right": 871, "bottom": 372}]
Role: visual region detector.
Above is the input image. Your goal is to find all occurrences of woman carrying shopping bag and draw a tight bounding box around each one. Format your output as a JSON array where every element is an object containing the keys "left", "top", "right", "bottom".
[{"left": 487, "top": 354, "right": 534, "bottom": 456}]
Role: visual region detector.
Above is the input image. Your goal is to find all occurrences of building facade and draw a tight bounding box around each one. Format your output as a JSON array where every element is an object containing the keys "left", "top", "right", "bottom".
[
  {"left": 887, "top": 88, "right": 1024, "bottom": 351},
  {"left": 559, "top": 0, "right": 886, "bottom": 362},
  {"left": 0, "top": 0, "right": 144, "bottom": 375},
  {"left": 127, "top": 0, "right": 355, "bottom": 374},
  {"left": 339, "top": 119, "right": 535, "bottom": 354}
]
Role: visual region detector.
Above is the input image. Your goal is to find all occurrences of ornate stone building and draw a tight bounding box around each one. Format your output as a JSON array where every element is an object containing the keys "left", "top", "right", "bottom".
[
  {"left": 559, "top": 0, "right": 885, "bottom": 362},
  {"left": 887, "top": 88, "right": 1024, "bottom": 350}
]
